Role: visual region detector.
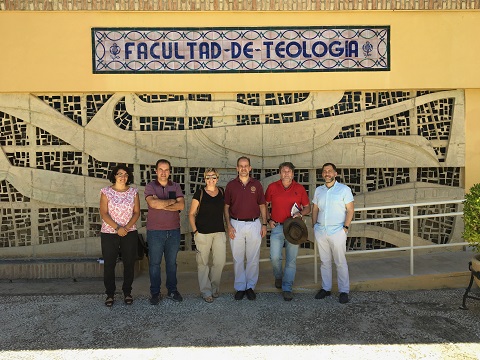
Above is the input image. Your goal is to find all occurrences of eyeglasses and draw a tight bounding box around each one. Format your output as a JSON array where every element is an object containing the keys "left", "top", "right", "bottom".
[
  {"left": 116, "top": 173, "right": 129, "bottom": 177},
  {"left": 205, "top": 176, "right": 218, "bottom": 180}
]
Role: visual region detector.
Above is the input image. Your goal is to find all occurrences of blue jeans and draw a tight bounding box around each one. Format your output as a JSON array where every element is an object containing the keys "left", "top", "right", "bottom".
[
  {"left": 147, "top": 229, "right": 181, "bottom": 296},
  {"left": 269, "top": 224, "right": 299, "bottom": 292}
]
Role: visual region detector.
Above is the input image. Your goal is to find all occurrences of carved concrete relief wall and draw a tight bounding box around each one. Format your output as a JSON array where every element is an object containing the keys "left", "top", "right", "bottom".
[{"left": 0, "top": 90, "right": 465, "bottom": 257}]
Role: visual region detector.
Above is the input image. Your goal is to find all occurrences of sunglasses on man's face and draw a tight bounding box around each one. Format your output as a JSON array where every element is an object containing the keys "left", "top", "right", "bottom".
[{"left": 205, "top": 176, "right": 218, "bottom": 180}]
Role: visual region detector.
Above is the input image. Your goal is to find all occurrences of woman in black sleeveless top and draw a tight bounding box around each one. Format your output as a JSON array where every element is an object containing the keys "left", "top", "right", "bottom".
[{"left": 188, "top": 168, "right": 226, "bottom": 303}]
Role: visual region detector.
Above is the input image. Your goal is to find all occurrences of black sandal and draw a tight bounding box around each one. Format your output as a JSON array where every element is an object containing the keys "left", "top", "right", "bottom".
[
  {"left": 105, "top": 296, "right": 114, "bottom": 307},
  {"left": 124, "top": 294, "right": 133, "bottom": 305}
]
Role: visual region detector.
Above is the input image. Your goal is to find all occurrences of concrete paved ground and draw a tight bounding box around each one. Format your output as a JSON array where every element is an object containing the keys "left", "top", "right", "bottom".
[
  {"left": 1, "top": 249, "right": 479, "bottom": 359},
  {"left": 0, "top": 289, "right": 479, "bottom": 359}
]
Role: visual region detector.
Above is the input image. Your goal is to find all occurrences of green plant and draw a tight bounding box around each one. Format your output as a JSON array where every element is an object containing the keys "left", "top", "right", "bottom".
[{"left": 463, "top": 183, "right": 480, "bottom": 252}]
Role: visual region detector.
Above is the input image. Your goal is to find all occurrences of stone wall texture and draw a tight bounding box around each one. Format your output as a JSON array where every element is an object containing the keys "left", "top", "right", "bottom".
[
  {"left": 0, "top": 90, "right": 466, "bottom": 260},
  {"left": 1, "top": 0, "right": 479, "bottom": 10}
]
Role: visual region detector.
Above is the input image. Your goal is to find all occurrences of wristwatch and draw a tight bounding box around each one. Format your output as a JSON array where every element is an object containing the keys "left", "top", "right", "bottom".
[{"left": 343, "top": 225, "right": 349, "bottom": 230}]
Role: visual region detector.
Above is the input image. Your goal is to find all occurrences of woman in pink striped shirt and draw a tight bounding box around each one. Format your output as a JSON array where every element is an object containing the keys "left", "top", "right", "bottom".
[{"left": 99, "top": 164, "right": 140, "bottom": 307}]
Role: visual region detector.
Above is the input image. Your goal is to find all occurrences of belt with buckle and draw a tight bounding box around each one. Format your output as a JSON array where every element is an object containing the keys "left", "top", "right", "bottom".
[{"left": 230, "top": 217, "right": 259, "bottom": 222}]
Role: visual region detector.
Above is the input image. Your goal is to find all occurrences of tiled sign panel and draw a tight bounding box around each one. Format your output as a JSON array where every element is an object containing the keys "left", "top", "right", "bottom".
[{"left": 92, "top": 27, "right": 390, "bottom": 73}]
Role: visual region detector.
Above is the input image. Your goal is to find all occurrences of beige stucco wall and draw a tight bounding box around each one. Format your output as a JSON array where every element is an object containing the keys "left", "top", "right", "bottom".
[
  {"left": 0, "top": 11, "right": 480, "bottom": 92},
  {"left": 465, "top": 89, "right": 480, "bottom": 190},
  {"left": 0, "top": 9, "right": 477, "bottom": 261},
  {"left": 1, "top": 10, "right": 479, "bottom": 185}
]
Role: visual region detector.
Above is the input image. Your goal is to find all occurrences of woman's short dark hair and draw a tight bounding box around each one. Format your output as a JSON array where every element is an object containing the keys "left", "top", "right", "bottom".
[{"left": 108, "top": 164, "right": 134, "bottom": 185}]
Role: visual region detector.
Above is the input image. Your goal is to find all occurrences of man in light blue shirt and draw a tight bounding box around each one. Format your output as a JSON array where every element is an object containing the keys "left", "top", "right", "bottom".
[{"left": 311, "top": 163, "right": 354, "bottom": 304}]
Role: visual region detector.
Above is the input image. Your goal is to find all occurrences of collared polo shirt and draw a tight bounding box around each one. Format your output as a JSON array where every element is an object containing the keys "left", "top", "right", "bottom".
[
  {"left": 224, "top": 176, "right": 266, "bottom": 219},
  {"left": 312, "top": 181, "right": 354, "bottom": 235},
  {"left": 265, "top": 180, "right": 309, "bottom": 224},
  {"left": 144, "top": 180, "right": 184, "bottom": 230}
]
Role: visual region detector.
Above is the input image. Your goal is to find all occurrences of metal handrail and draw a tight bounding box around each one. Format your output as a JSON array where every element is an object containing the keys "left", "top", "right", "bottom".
[
  {"left": 225, "top": 199, "right": 466, "bottom": 283},
  {"left": 312, "top": 199, "right": 466, "bottom": 282}
]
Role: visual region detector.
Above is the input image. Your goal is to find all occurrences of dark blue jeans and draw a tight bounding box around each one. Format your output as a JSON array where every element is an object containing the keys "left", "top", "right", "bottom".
[
  {"left": 147, "top": 229, "right": 181, "bottom": 296},
  {"left": 101, "top": 230, "right": 138, "bottom": 297}
]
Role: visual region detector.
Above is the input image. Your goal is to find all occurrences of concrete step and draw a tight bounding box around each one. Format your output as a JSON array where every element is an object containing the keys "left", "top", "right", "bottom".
[{"left": 0, "top": 249, "right": 476, "bottom": 295}]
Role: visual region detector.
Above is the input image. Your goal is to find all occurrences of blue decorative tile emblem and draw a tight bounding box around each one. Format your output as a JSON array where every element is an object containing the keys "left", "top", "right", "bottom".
[{"left": 92, "top": 27, "right": 390, "bottom": 73}]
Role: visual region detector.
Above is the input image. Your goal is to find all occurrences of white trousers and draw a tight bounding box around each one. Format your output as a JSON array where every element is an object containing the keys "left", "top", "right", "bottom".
[
  {"left": 314, "top": 227, "right": 350, "bottom": 293},
  {"left": 229, "top": 219, "right": 262, "bottom": 291},
  {"left": 195, "top": 232, "right": 227, "bottom": 298}
]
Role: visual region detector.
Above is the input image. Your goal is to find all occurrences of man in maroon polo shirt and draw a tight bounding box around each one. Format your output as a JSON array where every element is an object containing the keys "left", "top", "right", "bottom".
[{"left": 224, "top": 156, "right": 267, "bottom": 301}]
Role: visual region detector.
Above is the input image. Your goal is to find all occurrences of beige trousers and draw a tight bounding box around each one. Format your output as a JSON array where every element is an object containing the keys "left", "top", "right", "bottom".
[{"left": 195, "top": 231, "right": 227, "bottom": 298}]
